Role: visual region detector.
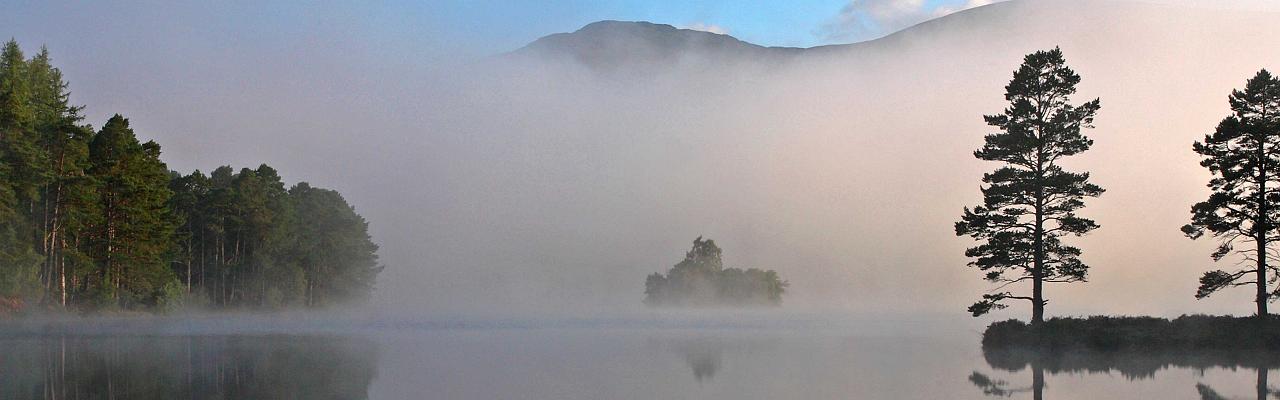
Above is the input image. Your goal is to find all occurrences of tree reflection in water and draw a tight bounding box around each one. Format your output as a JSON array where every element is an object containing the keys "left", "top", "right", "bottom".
[
  {"left": 647, "top": 337, "right": 726, "bottom": 382},
  {"left": 0, "top": 334, "right": 377, "bottom": 400},
  {"left": 971, "top": 346, "right": 1280, "bottom": 399},
  {"left": 647, "top": 335, "right": 781, "bottom": 383}
]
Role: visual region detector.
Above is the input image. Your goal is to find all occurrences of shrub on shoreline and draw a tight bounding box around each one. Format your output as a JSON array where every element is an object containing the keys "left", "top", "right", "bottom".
[{"left": 982, "top": 315, "right": 1280, "bottom": 351}]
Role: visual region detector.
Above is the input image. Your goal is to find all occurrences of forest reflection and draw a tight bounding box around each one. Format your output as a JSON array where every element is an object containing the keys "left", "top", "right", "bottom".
[
  {"left": 971, "top": 347, "right": 1280, "bottom": 399},
  {"left": 0, "top": 334, "right": 377, "bottom": 400}
]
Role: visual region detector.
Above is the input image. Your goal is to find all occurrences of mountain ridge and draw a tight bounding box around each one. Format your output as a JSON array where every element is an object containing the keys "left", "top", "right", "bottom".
[
  {"left": 507, "top": 0, "right": 1280, "bottom": 71},
  {"left": 508, "top": 0, "right": 1023, "bottom": 64}
]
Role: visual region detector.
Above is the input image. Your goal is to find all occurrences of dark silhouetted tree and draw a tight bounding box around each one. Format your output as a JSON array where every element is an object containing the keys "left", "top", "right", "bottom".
[
  {"left": 956, "top": 48, "right": 1103, "bottom": 324},
  {"left": 1183, "top": 70, "right": 1280, "bottom": 319}
]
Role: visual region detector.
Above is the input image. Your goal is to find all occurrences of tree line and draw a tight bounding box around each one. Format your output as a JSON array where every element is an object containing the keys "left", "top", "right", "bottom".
[
  {"left": 957, "top": 47, "right": 1280, "bottom": 324},
  {"left": 0, "top": 40, "right": 381, "bottom": 312}
]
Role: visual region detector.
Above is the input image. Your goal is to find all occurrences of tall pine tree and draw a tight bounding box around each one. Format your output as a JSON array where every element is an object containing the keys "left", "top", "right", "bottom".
[
  {"left": 1183, "top": 70, "right": 1280, "bottom": 319},
  {"left": 27, "top": 46, "right": 92, "bottom": 307},
  {"left": 0, "top": 40, "right": 42, "bottom": 302},
  {"left": 88, "top": 115, "right": 177, "bottom": 307},
  {"left": 956, "top": 48, "right": 1103, "bottom": 324}
]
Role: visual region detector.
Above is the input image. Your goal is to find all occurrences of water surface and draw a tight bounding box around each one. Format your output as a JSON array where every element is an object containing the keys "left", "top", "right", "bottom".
[{"left": 1, "top": 319, "right": 1273, "bottom": 399}]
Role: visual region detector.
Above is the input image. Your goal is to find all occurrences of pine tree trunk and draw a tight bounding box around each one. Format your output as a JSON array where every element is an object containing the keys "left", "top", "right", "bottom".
[
  {"left": 186, "top": 237, "right": 192, "bottom": 292},
  {"left": 48, "top": 177, "right": 61, "bottom": 307},
  {"left": 1259, "top": 144, "right": 1269, "bottom": 320},
  {"left": 1258, "top": 227, "right": 1268, "bottom": 320},
  {"left": 58, "top": 235, "right": 64, "bottom": 307},
  {"left": 1032, "top": 163, "right": 1046, "bottom": 325}
]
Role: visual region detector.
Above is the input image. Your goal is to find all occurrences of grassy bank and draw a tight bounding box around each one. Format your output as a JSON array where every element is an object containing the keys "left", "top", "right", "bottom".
[{"left": 982, "top": 315, "right": 1280, "bottom": 351}]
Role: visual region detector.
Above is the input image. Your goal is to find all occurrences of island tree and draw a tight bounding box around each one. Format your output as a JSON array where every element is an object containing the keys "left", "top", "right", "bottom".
[
  {"left": 1182, "top": 70, "right": 1280, "bottom": 319},
  {"left": 956, "top": 48, "right": 1103, "bottom": 324},
  {"left": 644, "top": 237, "right": 787, "bottom": 307}
]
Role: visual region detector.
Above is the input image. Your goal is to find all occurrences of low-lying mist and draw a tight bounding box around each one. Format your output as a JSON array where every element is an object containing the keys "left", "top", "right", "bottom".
[
  {"left": 9, "top": 0, "right": 1280, "bottom": 321},
  {"left": 365, "top": 0, "right": 1280, "bottom": 319}
]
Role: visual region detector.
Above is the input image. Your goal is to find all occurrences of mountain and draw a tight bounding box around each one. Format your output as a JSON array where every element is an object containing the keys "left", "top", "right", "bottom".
[
  {"left": 510, "top": 0, "right": 1278, "bottom": 73},
  {"left": 378, "top": 0, "right": 1280, "bottom": 316},
  {"left": 510, "top": 20, "right": 802, "bottom": 72}
]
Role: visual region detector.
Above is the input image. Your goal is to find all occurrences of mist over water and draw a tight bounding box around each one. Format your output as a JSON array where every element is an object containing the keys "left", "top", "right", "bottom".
[
  {"left": 375, "top": 0, "right": 1280, "bottom": 318},
  {"left": 7, "top": 0, "right": 1280, "bottom": 398},
  {"left": 5, "top": 0, "right": 1280, "bottom": 317}
]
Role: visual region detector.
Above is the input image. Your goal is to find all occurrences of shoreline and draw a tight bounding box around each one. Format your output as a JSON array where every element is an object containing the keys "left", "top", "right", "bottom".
[{"left": 982, "top": 315, "right": 1280, "bottom": 351}]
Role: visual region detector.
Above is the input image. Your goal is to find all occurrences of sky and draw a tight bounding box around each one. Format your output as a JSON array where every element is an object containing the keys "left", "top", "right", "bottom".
[
  {"left": 8, "top": 0, "right": 1280, "bottom": 320},
  {"left": 4, "top": 1, "right": 1002, "bottom": 64},
  {"left": 415, "top": 0, "right": 999, "bottom": 52}
]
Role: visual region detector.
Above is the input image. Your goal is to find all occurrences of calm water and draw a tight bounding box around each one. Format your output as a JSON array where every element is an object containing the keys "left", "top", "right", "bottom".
[{"left": 0, "top": 321, "right": 1274, "bottom": 399}]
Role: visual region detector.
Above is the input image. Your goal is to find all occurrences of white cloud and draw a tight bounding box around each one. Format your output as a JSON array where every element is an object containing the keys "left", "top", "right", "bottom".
[
  {"left": 683, "top": 23, "right": 729, "bottom": 35},
  {"left": 818, "top": 0, "right": 1002, "bottom": 42}
]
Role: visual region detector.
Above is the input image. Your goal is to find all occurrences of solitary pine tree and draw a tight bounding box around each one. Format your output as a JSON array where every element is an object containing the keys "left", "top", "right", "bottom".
[
  {"left": 956, "top": 48, "right": 1103, "bottom": 324},
  {"left": 1182, "top": 70, "right": 1280, "bottom": 319}
]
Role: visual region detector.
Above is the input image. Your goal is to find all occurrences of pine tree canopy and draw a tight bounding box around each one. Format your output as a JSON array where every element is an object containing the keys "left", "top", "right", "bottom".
[{"left": 956, "top": 48, "right": 1103, "bottom": 322}]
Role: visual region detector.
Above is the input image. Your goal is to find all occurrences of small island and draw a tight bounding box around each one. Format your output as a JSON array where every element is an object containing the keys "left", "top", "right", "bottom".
[
  {"left": 643, "top": 237, "right": 787, "bottom": 307},
  {"left": 982, "top": 315, "right": 1280, "bottom": 351}
]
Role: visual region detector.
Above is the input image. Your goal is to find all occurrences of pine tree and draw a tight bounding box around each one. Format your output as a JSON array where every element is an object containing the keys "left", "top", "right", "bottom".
[
  {"left": 88, "top": 115, "right": 178, "bottom": 307},
  {"left": 955, "top": 48, "right": 1103, "bottom": 324},
  {"left": 0, "top": 40, "right": 42, "bottom": 302},
  {"left": 288, "top": 182, "right": 381, "bottom": 306},
  {"left": 27, "top": 45, "right": 91, "bottom": 307},
  {"left": 0, "top": 41, "right": 384, "bottom": 311},
  {"left": 1182, "top": 70, "right": 1280, "bottom": 319}
]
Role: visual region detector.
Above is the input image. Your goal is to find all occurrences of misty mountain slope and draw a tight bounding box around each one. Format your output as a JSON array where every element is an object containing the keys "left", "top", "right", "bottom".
[
  {"left": 510, "top": 20, "right": 803, "bottom": 73},
  {"left": 372, "top": 0, "right": 1280, "bottom": 317},
  {"left": 511, "top": 0, "right": 1275, "bottom": 70}
]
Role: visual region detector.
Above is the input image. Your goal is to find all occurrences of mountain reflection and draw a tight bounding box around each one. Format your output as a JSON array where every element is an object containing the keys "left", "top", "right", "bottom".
[
  {"left": 0, "top": 334, "right": 377, "bottom": 400},
  {"left": 973, "top": 346, "right": 1280, "bottom": 399}
]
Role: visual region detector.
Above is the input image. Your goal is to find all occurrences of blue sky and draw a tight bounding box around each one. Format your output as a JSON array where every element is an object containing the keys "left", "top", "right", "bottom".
[
  {"left": 419, "top": 0, "right": 995, "bottom": 53},
  {"left": 4, "top": 1, "right": 996, "bottom": 64}
]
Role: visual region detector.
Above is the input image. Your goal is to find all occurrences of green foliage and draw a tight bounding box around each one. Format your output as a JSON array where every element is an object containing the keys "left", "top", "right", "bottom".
[
  {"left": 1183, "top": 70, "right": 1280, "bottom": 317},
  {"left": 163, "top": 171, "right": 381, "bottom": 309},
  {"left": 0, "top": 41, "right": 382, "bottom": 313},
  {"left": 88, "top": 115, "right": 178, "bottom": 308},
  {"left": 0, "top": 40, "right": 43, "bottom": 303},
  {"left": 956, "top": 48, "right": 1103, "bottom": 322},
  {"left": 288, "top": 182, "right": 382, "bottom": 306},
  {"left": 644, "top": 237, "right": 787, "bottom": 307}
]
